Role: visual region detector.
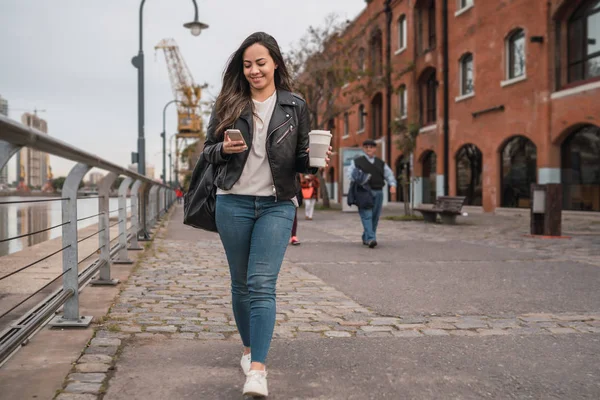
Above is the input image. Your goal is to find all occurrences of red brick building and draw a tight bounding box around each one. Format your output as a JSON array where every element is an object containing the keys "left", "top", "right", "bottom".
[{"left": 318, "top": 0, "right": 600, "bottom": 212}]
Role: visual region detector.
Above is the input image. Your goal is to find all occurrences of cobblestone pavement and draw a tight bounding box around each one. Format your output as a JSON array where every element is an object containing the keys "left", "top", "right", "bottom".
[{"left": 56, "top": 207, "right": 600, "bottom": 398}]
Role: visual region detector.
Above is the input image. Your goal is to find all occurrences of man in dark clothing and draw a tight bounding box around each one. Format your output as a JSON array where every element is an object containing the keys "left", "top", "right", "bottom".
[{"left": 347, "top": 139, "right": 397, "bottom": 248}]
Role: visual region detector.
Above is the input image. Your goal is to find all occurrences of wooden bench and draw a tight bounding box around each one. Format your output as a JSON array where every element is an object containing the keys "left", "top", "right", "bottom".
[{"left": 414, "top": 196, "right": 467, "bottom": 224}]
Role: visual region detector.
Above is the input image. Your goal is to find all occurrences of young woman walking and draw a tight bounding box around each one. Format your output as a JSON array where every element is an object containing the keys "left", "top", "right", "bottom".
[{"left": 203, "top": 32, "right": 331, "bottom": 397}]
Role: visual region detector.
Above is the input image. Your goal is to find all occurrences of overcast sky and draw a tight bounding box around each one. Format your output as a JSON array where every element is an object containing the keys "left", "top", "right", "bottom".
[{"left": 1, "top": 0, "right": 365, "bottom": 182}]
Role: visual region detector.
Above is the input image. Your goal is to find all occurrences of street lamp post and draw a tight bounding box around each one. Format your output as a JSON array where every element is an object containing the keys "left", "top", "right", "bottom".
[
  {"left": 131, "top": 0, "right": 208, "bottom": 176},
  {"left": 161, "top": 100, "right": 182, "bottom": 184}
]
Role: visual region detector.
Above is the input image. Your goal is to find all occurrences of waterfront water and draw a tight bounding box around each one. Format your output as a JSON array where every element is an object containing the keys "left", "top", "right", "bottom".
[{"left": 0, "top": 196, "right": 131, "bottom": 257}]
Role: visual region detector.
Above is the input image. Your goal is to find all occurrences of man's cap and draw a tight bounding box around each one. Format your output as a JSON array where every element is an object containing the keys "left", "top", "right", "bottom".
[{"left": 362, "top": 139, "right": 377, "bottom": 147}]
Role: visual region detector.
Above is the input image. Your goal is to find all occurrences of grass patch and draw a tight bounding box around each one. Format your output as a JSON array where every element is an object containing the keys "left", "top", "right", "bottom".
[
  {"left": 384, "top": 215, "right": 424, "bottom": 222},
  {"left": 106, "top": 324, "right": 121, "bottom": 333}
]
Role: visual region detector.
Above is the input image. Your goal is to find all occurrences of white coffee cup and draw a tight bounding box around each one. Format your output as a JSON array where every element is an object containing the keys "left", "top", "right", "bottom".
[{"left": 308, "top": 130, "right": 332, "bottom": 167}]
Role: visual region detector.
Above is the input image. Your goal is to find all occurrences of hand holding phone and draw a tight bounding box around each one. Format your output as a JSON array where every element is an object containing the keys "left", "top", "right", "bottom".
[{"left": 223, "top": 129, "right": 248, "bottom": 154}]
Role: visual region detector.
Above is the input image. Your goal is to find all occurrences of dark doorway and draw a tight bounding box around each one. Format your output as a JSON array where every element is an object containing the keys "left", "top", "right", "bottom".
[
  {"left": 500, "top": 136, "right": 537, "bottom": 208},
  {"left": 456, "top": 144, "right": 483, "bottom": 206}
]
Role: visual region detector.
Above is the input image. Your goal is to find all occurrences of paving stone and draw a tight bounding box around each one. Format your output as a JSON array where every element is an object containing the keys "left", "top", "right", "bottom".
[
  {"left": 477, "top": 329, "right": 512, "bottom": 336},
  {"left": 90, "top": 338, "right": 121, "bottom": 347},
  {"left": 454, "top": 320, "right": 488, "bottom": 330},
  {"left": 338, "top": 320, "right": 368, "bottom": 326},
  {"left": 68, "top": 373, "right": 106, "bottom": 383},
  {"left": 63, "top": 382, "right": 102, "bottom": 395},
  {"left": 298, "top": 325, "right": 330, "bottom": 332},
  {"left": 426, "top": 321, "right": 456, "bottom": 330},
  {"left": 119, "top": 325, "right": 142, "bottom": 333},
  {"left": 519, "top": 314, "right": 556, "bottom": 322},
  {"left": 79, "top": 354, "right": 113, "bottom": 364},
  {"left": 363, "top": 331, "right": 394, "bottom": 338},
  {"left": 369, "top": 318, "right": 401, "bottom": 325},
  {"left": 75, "top": 363, "right": 112, "bottom": 373},
  {"left": 56, "top": 394, "right": 98, "bottom": 400},
  {"left": 422, "top": 329, "right": 450, "bottom": 336},
  {"left": 360, "top": 325, "right": 394, "bottom": 332},
  {"left": 84, "top": 346, "right": 118, "bottom": 356},
  {"left": 489, "top": 319, "right": 522, "bottom": 329},
  {"left": 547, "top": 327, "right": 578, "bottom": 334},
  {"left": 553, "top": 314, "right": 594, "bottom": 322},
  {"left": 145, "top": 325, "right": 178, "bottom": 333},
  {"left": 325, "top": 331, "right": 352, "bottom": 338},
  {"left": 395, "top": 323, "right": 426, "bottom": 330},
  {"left": 391, "top": 330, "right": 423, "bottom": 338}
]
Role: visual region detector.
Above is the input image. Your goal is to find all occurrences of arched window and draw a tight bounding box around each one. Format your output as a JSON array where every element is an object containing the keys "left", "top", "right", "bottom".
[
  {"left": 343, "top": 112, "right": 349, "bottom": 137},
  {"left": 397, "top": 15, "right": 407, "bottom": 51},
  {"left": 501, "top": 136, "right": 537, "bottom": 208},
  {"left": 507, "top": 29, "right": 526, "bottom": 79},
  {"left": 456, "top": 144, "right": 482, "bottom": 206},
  {"left": 370, "top": 29, "right": 383, "bottom": 75},
  {"left": 358, "top": 104, "right": 366, "bottom": 132},
  {"left": 422, "top": 151, "right": 437, "bottom": 203},
  {"left": 398, "top": 84, "right": 408, "bottom": 119},
  {"left": 371, "top": 93, "right": 383, "bottom": 140},
  {"left": 459, "top": 53, "right": 474, "bottom": 95},
  {"left": 561, "top": 125, "right": 600, "bottom": 211},
  {"left": 419, "top": 69, "right": 437, "bottom": 125},
  {"left": 568, "top": 1, "right": 600, "bottom": 82},
  {"left": 357, "top": 47, "right": 366, "bottom": 72}
]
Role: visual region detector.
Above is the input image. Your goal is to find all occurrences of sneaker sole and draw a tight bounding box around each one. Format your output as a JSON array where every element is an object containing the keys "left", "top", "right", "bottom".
[{"left": 243, "top": 389, "right": 268, "bottom": 397}]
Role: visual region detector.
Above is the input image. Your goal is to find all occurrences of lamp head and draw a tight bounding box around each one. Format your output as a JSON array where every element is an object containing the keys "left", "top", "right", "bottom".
[{"left": 184, "top": 21, "right": 208, "bottom": 36}]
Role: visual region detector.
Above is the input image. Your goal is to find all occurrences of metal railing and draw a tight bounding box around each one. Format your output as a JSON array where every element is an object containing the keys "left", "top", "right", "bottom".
[{"left": 0, "top": 114, "right": 176, "bottom": 364}]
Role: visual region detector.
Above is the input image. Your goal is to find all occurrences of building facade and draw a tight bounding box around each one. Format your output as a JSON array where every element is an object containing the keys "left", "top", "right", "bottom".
[
  {"left": 18, "top": 113, "right": 51, "bottom": 189},
  {"left": 0, "top": 95, "right": 8, "bottom": 185},
  {"left": 318, "top": 0, "right": 600, "bottom": 212}
]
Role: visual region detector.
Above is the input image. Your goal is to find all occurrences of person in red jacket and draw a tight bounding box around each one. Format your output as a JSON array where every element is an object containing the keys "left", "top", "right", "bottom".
[{"left": 300, "top": 174, "right": 319, "bottom": 220}]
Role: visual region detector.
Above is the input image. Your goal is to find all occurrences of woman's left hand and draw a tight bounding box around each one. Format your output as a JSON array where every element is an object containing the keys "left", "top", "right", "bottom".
[{"left": 306, "top": 146, "right": 333, "bottom": 168}]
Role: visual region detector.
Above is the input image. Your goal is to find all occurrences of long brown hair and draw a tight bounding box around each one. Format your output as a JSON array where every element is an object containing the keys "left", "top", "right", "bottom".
[{"left": 214, "top": 32, "right": 293, "bottom": 137}]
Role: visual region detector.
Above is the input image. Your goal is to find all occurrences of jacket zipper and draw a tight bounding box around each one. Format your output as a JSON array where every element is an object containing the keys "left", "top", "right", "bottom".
[
  {"left": 276, "top": 126, "right": 293, "bottom": 144},
  {"left": 266, "top": 116, "right": 292, "bottom": 202}
]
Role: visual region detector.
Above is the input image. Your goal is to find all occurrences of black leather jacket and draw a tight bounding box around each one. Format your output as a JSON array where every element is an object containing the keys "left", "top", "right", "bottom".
[{"left": 203, "top": 90, "right": 318, "bottom": 201}]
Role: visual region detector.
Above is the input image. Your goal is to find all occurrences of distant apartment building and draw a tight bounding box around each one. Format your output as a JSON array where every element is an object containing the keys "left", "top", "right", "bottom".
[
  {"left": 128, "top": 164, "right": 156, "bottom": 180},
  {"left": 17, "top": 113, "right": 51, "bottom": 189},
  {"left": 0, "top": 95, "right": 8, "bottom": 185},
  {"left": 87, "top": 172, "right": 105, "bottom": 186}
]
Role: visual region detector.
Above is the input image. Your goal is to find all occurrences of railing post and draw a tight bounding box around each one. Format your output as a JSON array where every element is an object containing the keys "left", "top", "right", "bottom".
[
  {"left": 139, "top": 182, "right": 152, "bottom": 241},
  {"left": 91, "top": 172, "right": 119, "bottom": 286},
  {"left": 49, "top": 163, "right": 93, "bottom": 327},
  {"left": 159, "top": 187, "right": 166, "bottom": 217},
  {"left": 129, "top": 180, "right": 143, "bottom": 250},
  {"left": 148, "top": 185, "right": 159, "bottom": 228},
  {"left": 114, "top": 177, "right": 134, "bottom": 264}
]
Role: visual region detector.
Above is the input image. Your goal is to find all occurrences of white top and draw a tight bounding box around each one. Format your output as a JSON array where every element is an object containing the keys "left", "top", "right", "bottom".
[{"left": 217, "top": 91, "right": 277, "bottom": 197}]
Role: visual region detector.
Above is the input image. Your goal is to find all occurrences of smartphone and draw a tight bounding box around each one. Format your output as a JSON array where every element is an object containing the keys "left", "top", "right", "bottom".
[{"left": 225, "top": 129, "right": 247, "bottom": 147}]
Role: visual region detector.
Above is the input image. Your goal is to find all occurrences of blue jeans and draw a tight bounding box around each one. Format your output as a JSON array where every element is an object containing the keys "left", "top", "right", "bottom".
[
  {"left": 215, "top": 194, "right": 295, "bottom": 364},
  {"left": 359, "top": 189, "right": 384, "bottom": 243}
]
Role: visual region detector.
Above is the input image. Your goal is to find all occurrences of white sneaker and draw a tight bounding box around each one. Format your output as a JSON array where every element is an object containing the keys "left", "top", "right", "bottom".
[
  {"left": 242, "top": 370, "right": 268, "bottom": 397},
  {"left": 240, "top": 352, "right": 251, "bottom": 375}
]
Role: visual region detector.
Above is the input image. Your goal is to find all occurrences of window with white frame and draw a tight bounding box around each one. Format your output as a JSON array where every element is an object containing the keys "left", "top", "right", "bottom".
[
  {"left": 397, "top": 15, "right": 407, "bottom": 51},
  {"left": 398, "top": 85, "right": 408, "bottom": 118},
  {"left": 507, "top": 29, "right": 526, "bottom": 79},
  {"left": 460, "top": 53, "right": 474, "bottom": 95},
  {"left": 358, "top": 104, "right": 365, "bottom": 131},
  {"left": 343, "top": 112, "right": 349, "bottom": 137},
  {"left": 458, "top": 0, "right": 473, "bottom": 10}
]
